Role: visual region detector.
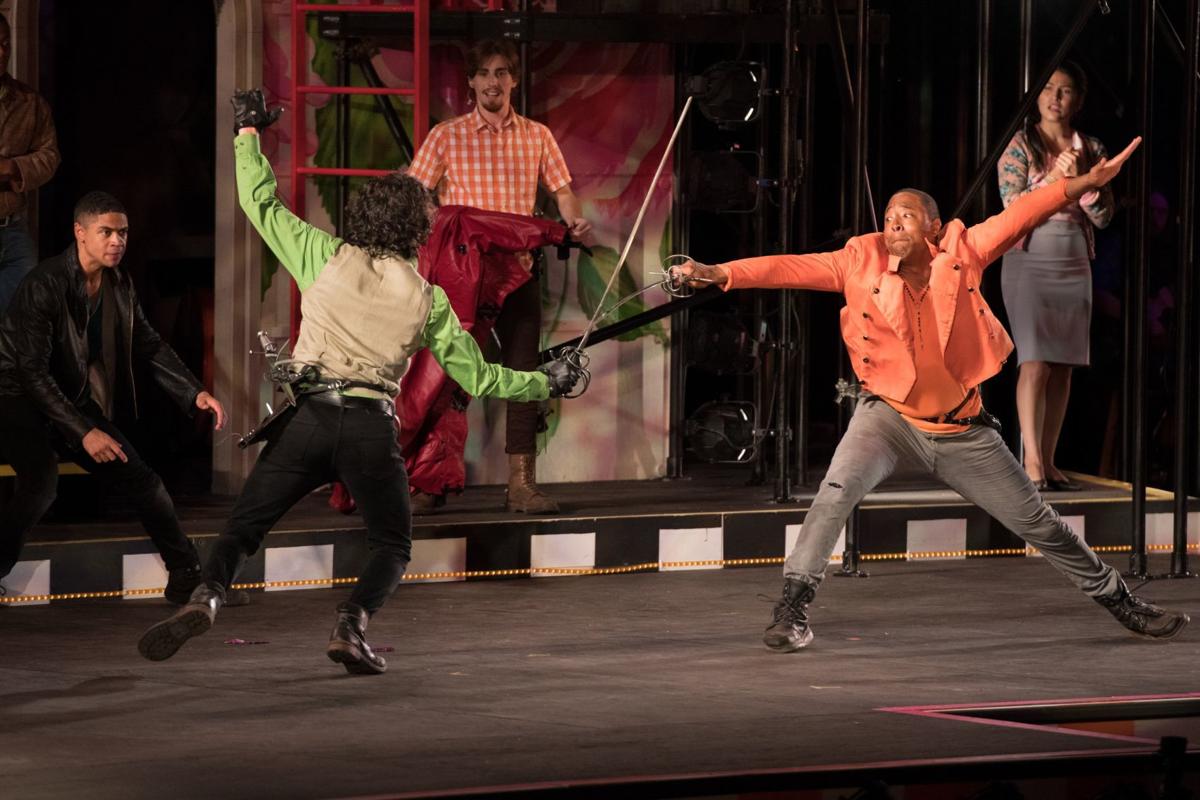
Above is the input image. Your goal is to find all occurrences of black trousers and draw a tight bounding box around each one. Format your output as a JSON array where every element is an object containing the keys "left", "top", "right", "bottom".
[
  {"left": 494, "top": 271, "right": 542, "bottom": 455},
  {"left": 204, "top": 398, "right": 412, "bottom": 614},
  {"left": 0, "top": 394, "right": 198, "bottom": 579}
]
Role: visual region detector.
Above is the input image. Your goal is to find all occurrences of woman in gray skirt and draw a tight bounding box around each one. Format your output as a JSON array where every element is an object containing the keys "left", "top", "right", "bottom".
[{"left": 997, "top": 61, "right": 1114, "bottom": 491}]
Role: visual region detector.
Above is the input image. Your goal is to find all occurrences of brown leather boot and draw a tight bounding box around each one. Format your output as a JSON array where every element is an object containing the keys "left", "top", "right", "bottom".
[
  {"left": 505, "top": 453, "right": 559, "bottom": 514},
  {"left": 410, "top": 490, "right": 445, "bottom": 516}
]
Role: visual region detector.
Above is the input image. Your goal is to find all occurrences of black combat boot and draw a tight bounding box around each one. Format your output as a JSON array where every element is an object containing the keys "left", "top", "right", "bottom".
[
  {"left": 164, "top": 564, "right": 203, "bottom": 605},
  {"left": 138, "top": 583, "right": 224, "bottom": 661},
  {"left": 165, "top": 564, "right": 251, "bottom": 607},
  {"left": 1095, "top": 581, "right": 1189, "bottom": 641},
  {"left": 763, "top": 577, "right": 818, "bottom": 652},
  {"left": 326, "top": 602, "right": 387, "bottom": 675}
]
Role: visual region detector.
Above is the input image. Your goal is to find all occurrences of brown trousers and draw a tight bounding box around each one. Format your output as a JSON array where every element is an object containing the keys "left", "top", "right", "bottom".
[{"left": 493, "top": 270, "right": 542, "bottom": 455}]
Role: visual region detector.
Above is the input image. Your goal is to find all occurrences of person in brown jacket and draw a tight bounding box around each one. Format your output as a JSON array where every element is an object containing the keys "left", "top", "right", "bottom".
[{"left": 0, "top": 12, "right": 60, "bottom": 315}]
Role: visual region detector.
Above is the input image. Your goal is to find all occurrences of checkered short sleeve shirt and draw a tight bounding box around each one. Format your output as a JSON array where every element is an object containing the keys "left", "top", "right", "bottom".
[{"left": 407, "top": 108, "right": 572, "bottom": 216}]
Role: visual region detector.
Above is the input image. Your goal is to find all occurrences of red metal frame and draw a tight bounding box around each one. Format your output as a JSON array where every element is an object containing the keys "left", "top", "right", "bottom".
[
  {"left": 296, "top": 85, "right": 418, "bottom": 96},
  {"left": 288, "top": 0, "right": 430, "bottom": 340}
]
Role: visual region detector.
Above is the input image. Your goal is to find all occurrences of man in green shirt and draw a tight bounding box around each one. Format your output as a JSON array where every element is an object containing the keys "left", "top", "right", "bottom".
[{"left": 138, "top": 90, "right": 582, "bottom": 674}]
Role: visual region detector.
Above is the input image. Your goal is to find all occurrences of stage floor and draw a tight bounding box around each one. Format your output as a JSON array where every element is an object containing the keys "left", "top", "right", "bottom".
[{"left": 1, "top": 556, "right": 1197, "bottom": 799}]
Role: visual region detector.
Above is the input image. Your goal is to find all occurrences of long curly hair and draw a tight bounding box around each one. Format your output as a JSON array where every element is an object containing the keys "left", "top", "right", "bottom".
[{"left": 343, "top": 174, "right": 432, "bottom": 261}]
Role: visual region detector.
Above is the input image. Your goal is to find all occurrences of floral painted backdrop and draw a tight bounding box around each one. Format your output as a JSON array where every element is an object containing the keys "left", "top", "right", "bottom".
[{"left": 260, "top": 0, "right": 676, "bottom": 482}]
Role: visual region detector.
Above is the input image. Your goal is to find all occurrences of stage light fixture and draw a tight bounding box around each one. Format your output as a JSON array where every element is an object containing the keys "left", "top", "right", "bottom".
[
  {"left": 685, "top": 401, "right": 759, "bottom": 464},
  {"left": 687, "top": 61, "right": 762, "bottom": 127},
  {"left": 687, "top": 311, "right": 757, "bottom": 374},
  {"left": 687, "top": 149, "right": 761, "bottom": 213}
]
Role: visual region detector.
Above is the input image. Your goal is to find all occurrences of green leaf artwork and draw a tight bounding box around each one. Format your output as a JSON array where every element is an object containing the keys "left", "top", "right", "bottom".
[
  {"left": 575, "top": 244, "right": 668, "bottom": 345},
  {"left": 307, "top": 16, "right": 412, "bottom": 229}
]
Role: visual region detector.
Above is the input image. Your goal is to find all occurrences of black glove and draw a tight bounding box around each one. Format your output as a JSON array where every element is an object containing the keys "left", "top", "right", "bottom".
[
  {"left": 231, "top": 88, "right": 282, "bottom": 135},
  {"left": 538, "top": 357, "right": 583, "bottom": 398}
]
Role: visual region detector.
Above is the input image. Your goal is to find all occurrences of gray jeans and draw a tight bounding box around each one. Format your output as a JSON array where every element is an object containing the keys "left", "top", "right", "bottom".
[{"left": 786, "top": 397, "right": 1120, "bottom": 599}]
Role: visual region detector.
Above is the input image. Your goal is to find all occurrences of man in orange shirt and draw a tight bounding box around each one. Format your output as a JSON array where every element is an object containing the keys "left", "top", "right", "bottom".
[
  {"left": 407, "top": 39, "right": 590, "bottom": 514},
  {"left": 676, "top": 137, "right": 1189, "bottom": 650}
]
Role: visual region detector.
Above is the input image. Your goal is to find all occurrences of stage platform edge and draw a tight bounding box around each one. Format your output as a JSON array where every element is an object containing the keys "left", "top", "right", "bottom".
[{"left": 3, "top": 470, "right": 1198, "bottom": 605}]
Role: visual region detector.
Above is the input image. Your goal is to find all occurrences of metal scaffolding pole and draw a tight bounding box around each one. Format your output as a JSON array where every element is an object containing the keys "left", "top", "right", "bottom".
[
  {"left": 666, "top": 48, "right": 691, "bottom": 481},
  {"left": 976, "top": 0, "right": 992, "bottom": 221},
  {"left": 833, "top": 0, "right": 871, "bottom": 578},
  {"left": 795, "top": 41, "right": 815, "bottom": 489},
  {"left": 751, "top": 96, "right": 769, "bottom": 487},
  {"left": 1019, "top": 0, "right": 1033, "bottom": 95},
  {"left": 950, "top": 0, "right": 1102, "bottom": 221},
  {"left": 774, "top": 0, "right": 797, "bottom": 502},
  {"left": 1166, "top": 0, "right": 1199, "bottom": 578},
  {"left": 1121, "top": 1, "right": 1137, "bottom": 483},
  {"left": 1128, "top": 0, "right": 1156, "bottom": 578},
  {"left": 826, "top": 1, "right": 878, "bottom": 232}
]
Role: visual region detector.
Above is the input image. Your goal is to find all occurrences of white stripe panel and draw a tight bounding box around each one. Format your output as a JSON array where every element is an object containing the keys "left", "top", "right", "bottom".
[
  {"left": 406, "top": 537, "right": 467, "bottom": 583},
  {"left": 531, "top": 532, "right": 595, "bottom": 577},
  {"left": 659, "top": 527, "right": 723, "bottom": 571},
  {"left": 1148, "top": 512, "right": 1199, "bottom": 546},
  {"left": 786, "top": 524, "right": 847, "bottom": 560},
  {"left": 906, "top": 518, "right": 967, "bottom": 560},
  {"left": 264, "top": 544, "right": 334, "bottom": 592},
  {"left": 122, "top": 553, "right": 168, "bottom": 599},
  {"left": 2, "top": 560, "right": 51, "bottom": 606},
  {"left": 1027, "top": 515, "right": 1085, "bottom": 557}
]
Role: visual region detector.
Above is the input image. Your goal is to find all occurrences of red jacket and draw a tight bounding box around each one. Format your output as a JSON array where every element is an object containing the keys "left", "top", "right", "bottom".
[{"left": 400, "top": 205, "right": 567, "bottom": 495}]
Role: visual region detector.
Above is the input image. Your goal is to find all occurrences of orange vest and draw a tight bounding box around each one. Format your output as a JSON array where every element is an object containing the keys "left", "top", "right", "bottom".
[{"left": 719, "top": 181, "right": 1071, "bottom": 404}]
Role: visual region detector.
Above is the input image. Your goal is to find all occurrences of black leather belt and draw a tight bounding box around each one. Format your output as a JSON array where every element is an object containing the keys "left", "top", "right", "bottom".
[
  {"left": 916, "top": 388, "right": 1002, "bottom": 433},
  {"left": 0, "top": 213, "right": 22, "bottom": 228},
  {"left": 863, "top": 388, "right": 1002, "bottom": 433},
  {"left": 915, "top": 387, "right": 977, "bottom": 424},
  {"left": 303, "top": 390, "right": 394, "bottom": 416},
  {"left": 936, "top": 409, "right": 1002, "bottom": 432}
]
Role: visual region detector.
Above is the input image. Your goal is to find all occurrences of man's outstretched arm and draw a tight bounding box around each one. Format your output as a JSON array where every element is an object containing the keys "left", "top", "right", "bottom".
[
  {"left": 235, "top": 132, "right": 340, "bottom": 291},
  {"left": 968, "top": 136, "right": 1142, "bottom": 267},
  {"left": 129, "top": 292, "right": 226, "bottom": 430},
  {"left": 670, "top": 241, "right": 861, "bottom": 295},
  {"left": 419, "top": 287, "right": 583, "bottom": 401},
  {"left": 420, "top": 286, "right": 550, "bottom": 402},
  {"left": 230, "top": 89, "right": 340, "bottom": 291}
]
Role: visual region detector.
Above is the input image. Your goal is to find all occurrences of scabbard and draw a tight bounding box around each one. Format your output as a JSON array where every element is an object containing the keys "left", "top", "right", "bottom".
[{"left": 237, "top": 397, "right": 297, "bottom": 449}]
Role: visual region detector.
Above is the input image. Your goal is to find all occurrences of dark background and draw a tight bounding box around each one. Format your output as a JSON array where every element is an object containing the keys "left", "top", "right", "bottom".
[
  {"left": 680, "top": 0, "right": 1191, "bottom": 490},
  {"left": 37, "top": 0, "right": 217, "bottom": 499}
]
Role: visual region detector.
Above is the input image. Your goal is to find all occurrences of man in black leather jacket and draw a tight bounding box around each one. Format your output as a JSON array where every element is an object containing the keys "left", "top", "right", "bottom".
[{"left": 0, "top": 191, "right": 228, "bottom": 604}]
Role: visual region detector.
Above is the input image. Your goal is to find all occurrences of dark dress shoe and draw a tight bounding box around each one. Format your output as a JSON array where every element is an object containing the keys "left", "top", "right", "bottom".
[
  {"left": 164, "top": 564, "right": 203, "bottom": 605},
  {"left": 1047, "top": 476, "right": 1084, "bottom": 492},
  {"left": 138, "top": 584, "right": 224, "bottom": 661},
  {"left": 327, "top": 602, "right": 387, "bottom": 675},
  {"left": 166, "top": 565, "right": 250, "bottom": 607}
]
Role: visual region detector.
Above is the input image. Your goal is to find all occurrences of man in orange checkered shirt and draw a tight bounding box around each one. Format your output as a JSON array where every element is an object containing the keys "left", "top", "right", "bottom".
[{"left": 407, "top": 39, "right": 590, "bottom": 514}]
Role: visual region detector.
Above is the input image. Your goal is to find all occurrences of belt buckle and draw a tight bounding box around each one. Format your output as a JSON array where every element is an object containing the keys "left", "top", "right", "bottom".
[{"left": 0, "top": 214, "right": 16, "bottom": 228}]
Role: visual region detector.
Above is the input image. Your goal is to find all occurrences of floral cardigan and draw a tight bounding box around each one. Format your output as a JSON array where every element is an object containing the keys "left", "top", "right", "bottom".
[{"left": 996, "top": 129, "right": 1114, "bottom": 259}]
